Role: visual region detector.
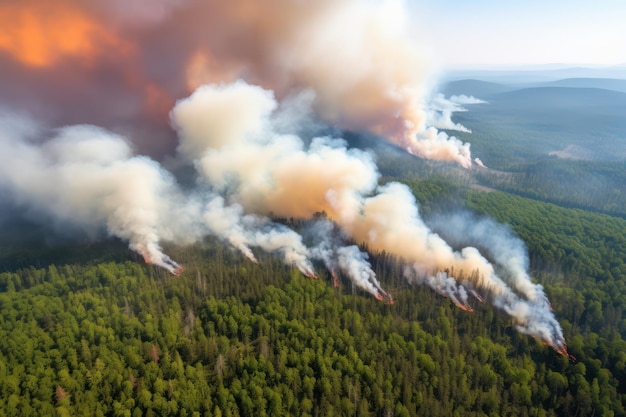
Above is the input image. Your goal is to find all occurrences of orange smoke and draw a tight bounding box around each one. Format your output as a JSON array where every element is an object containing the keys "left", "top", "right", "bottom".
[
  {"left": 0, "top": 3, "right": 129, "bottom": 68},
  {"left": 180, "top": 0, "right": 435, "bottom": 152},
  {"left": 186, "top": 51, "right": 242, "bottom": 92},
  {"left": 1, "top": 0, "right": 471, "bottom": 165},
  {"left": 144, "top": 82, "right": 175, "bottom": 123}
]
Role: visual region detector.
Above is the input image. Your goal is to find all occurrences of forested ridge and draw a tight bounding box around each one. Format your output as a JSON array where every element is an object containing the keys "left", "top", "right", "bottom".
[
  {"left": 1, "top": 182, "right": 625, "bottom": 416},
  {"left": 443, "top": 79, "right": 626, "bottom": 219}
]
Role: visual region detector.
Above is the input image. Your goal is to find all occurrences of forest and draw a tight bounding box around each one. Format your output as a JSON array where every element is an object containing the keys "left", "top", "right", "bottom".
[
  {"left": 1, "top": 177, "right": 625, "bottom": 416},
  {"left": 445, "top": 77, "right": 626, "bottom": 218}
]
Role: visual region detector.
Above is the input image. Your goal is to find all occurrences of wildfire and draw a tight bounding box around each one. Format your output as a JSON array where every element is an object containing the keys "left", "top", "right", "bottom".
[
  {"left": 450, "top": 298, "right": 474, "bottom": 313},
  {"left": 140, "top": 249, "right": 183, "bottom": 276},
  {"left": 330, "top": 269, "right": 340, "bottom": 288},
  {"left": 0, "top": 1, "right": 567, "bottom": 361},
  {"left": 469, "top": 288, "right": 485, "bottom": 303},
  {"left": 375, "top": 287, "right": 395, "bottom": 305},
  {"left": 543, "top": 340, "right": 576, "bottom": 361}
]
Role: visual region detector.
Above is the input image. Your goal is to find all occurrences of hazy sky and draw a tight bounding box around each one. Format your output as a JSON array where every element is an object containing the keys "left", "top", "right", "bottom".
[{"left": 410, "top": 0, "right": 626, "bottom": 69}]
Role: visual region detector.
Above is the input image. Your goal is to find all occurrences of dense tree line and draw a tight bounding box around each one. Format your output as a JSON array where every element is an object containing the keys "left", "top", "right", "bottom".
[{"left": 1, "top": 188, "right": 625, "bottom": 416}]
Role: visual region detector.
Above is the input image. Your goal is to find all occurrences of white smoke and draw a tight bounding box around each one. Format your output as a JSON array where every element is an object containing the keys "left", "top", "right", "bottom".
[
  {"left": 307, "top": 219, "right": 392, "bottom": 302},
  {"left": 201, "top": 196, "right": 258, "bottom": 263},
  {"left": 169, "top": 80, "right": 565, "bottom": 352},
  {"left": 337, "top": 245, "right": 392, "bottom": 302},
  {"left": 427, "top": 212, "right": 565, "bottom": 350},
  {"left": 429, "top": 213, "right": 536, "bottom": 298},
  {"left": 0, "top": 112, "right": 314, "bottom": 276},
  {"left": 450, "top": 95, "right": 487, "bottom": 105},
  {"left": 0, "top": 115, "right": 183, "bottom": 274},
  {"left": 251, "top": 222, "right": 315, "bottom": 277}
]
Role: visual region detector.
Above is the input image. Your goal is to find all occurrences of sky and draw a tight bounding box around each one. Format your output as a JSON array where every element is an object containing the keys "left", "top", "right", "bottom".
[{"left": 410, "top": 0, "right": 626, "bottom": 69}]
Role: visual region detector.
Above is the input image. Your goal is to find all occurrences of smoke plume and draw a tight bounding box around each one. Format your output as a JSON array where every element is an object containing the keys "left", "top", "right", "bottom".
[
  {"left": 0, "top": 114, "right": 183, "bottom": 274},
  {"left": 0, "top": 0, "right": 565, "bottom": 353},
  {"left": 307, "top": 219, "right": 393, "bottom": 302},
  {"left": 0, "top": 0, "right": 473, "bottom": 165},
  {"left": 168, "top": 81, "right": 565, "bottom": 353}
]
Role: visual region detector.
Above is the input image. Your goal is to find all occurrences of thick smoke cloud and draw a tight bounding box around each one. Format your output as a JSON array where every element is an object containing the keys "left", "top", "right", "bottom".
[
  {"left": 169, "top": 81, "right": 566, "bottom": 352},
  {"left": 0, "top": 114, "right": 183, "bottom": 274},
  {"left": 0, "top": 113, "right": 316, "bottom": 276},
  {"left": 0, "top": 0, "right": 472, "bottom": 165},
  {"left": 0, "top": 0, "right": 565, "bottom": 353}
]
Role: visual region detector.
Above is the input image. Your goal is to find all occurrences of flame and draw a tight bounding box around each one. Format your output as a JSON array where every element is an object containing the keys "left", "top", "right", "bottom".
[
  {"left": 451, "top": 300, "right": 474, "bottom": 313},
  {"left": 330, "top": 269, "right": 340, "bottom": 287},
  {"left": 374, "top": 286, "right": 395, "bottom": 305},
  {"left": 540, "top": 338, "right": 574, "bottom": 359},
  {"left": 0, "top": 3, "right": 129, "bottom": 68},
  {"left": 374, "top": 293, "right": 395, "bottom": 305},
  {"left": 440, "top": 287, "right": 474, "bottom": 312},
  {"left": 139, "top": 249, "right": 183, "bottom": 276}
]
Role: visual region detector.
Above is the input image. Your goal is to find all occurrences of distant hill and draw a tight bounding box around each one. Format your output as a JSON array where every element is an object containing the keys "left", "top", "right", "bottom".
[
  {"left": 494, "top": 86, "right": 626, "bottom": 113},
  {"left": 433, "top": 76, "right": 626, "bottom": 219},
  {"left": 542, "top": 78, "right": 626, "bottom": 93},
  {"left": 439, "top": 79, "right": 513, "bottom": 99},
  {"left": 442, "top": 84, "right": 626, "bottom": 165},
  {"left": 443, "top": 66, "right": 626, "bottom": 84}
]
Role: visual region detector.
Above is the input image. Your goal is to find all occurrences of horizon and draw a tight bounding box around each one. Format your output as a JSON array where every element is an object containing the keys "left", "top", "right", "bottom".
[{"left": 435, "top": 62, "right": 626, "bottom": 84}]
